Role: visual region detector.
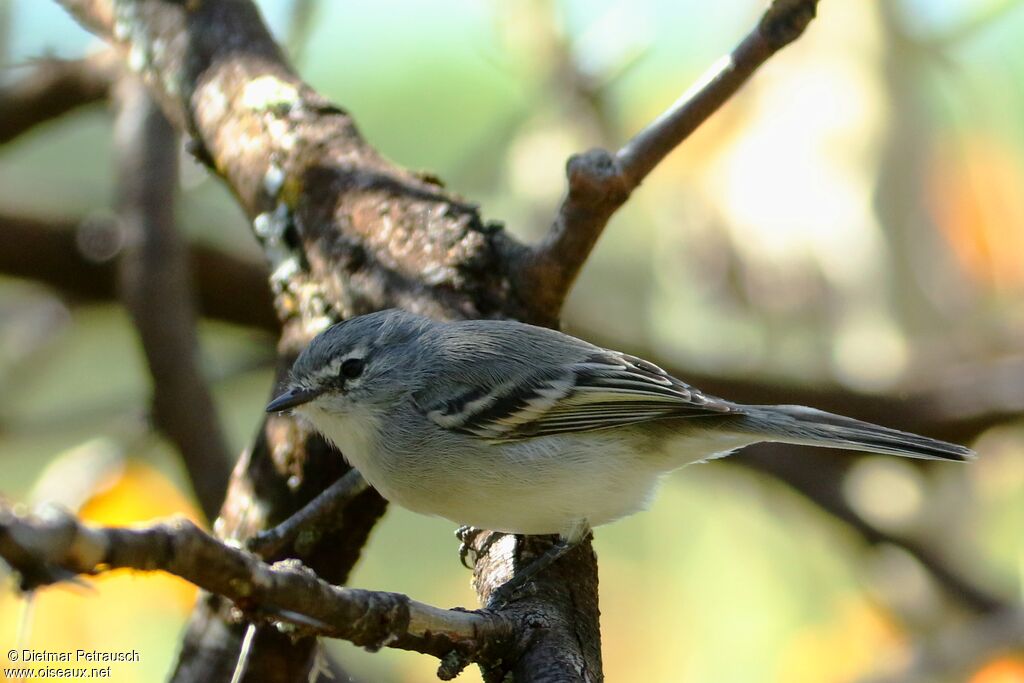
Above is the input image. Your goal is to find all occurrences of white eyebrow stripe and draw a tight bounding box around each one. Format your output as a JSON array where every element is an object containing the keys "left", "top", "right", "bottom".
[{"left": 310, "top": 347, "right": 369, "bottom": 383}]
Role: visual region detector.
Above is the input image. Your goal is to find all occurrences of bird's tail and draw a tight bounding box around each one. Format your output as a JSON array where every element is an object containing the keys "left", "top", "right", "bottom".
[{"left": 738, "top": 405, "right": 974, "bottom": 462}]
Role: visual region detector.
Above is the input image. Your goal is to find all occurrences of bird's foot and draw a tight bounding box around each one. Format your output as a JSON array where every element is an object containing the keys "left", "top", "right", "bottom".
[{"left": 456, "top": 526, "right": 506, "bottom": 569}]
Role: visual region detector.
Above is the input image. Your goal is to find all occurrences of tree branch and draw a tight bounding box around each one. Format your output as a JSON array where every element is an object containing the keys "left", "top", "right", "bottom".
[
  {"left": 0, "top": 51, "right": 116, "bottom": 144},
  {"left": 513, "top": 0, "right": 821, "bottom": 324},
  {"left": 6, "top": 209, "right": 1019, "bottom": 449},
  {"left": 113, "top": 76, "right": 232, "bottom": 522},
  {"left": 247, "top": 469, "right": 368, "bottom": 560},
  {"left": 0, "top": 212, "right": 278, "bottom": 332},
  {"left": 40, "top": 1, "right": 987, "bottom": 680},
  {"left": 0, "top": 502, "right": 519, "bottom": 676},
  {"left": 50, "top": 1, "right": 559, "bottom": 679}
]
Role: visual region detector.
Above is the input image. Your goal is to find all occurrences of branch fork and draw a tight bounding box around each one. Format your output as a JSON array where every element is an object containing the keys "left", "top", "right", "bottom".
[
  {"left": 11, "top": 0, "right": 827, "bottom": 679},
  {"left": 514, "top": 0, "right": 821, "bottom": 325}
]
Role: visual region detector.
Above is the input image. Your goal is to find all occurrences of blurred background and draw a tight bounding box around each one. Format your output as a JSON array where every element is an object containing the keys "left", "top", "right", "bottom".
[{"left": 1, "top": 0, "right": 1023, "bottom": 681}]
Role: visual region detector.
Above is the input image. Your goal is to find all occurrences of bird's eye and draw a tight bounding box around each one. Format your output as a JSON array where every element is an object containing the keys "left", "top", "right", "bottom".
[{"left": 340, "top": 357, "right": 365, "bottom": 380}]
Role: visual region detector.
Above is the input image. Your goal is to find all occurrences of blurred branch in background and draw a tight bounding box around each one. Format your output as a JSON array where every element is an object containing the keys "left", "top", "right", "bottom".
[
  {"left": 0, "top": 212, "right": 278, "bottom": 331},
  {"left": 0, "top": 50, "right": 116, "bottom": 144},
  {"left": 861, "top": 607, "right": 1024, "bottom": 683},
  {"left": 513, "top": 0, "right": 820, "bottom": 324},
  {"left": 113, "top": 78, "right": 232, "bottom": 522},
  {"left": 736, "top": 446, "right": 1007, "bottom": 615}
]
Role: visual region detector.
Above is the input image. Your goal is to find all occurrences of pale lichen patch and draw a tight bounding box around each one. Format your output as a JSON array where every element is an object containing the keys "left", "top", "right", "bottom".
[
  {"left": 241, "top": 76, "right": 300, "bottom": 114},
  {"left": 263, "top": 164, "right": 286, "bottom": 199}
]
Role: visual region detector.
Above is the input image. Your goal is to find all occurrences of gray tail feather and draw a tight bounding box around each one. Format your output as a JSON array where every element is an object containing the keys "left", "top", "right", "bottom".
[{"left": 740, "top": 405, "right": 975, "bottom": 462}]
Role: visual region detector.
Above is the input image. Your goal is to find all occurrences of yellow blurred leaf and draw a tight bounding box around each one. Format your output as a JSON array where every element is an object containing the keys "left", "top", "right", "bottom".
[
  {"left": 971, "top": 656, "right": 1024, "bottom": 683},
  {"left": 78, "top": 460, "right": 201, "bottom": 607},
  {"left": 0, "top": 461, "right": 202, "bottom": 682},
  {"left": 777, "top": 596, "right": 906, "bottom": 683},
  {"left": 79, "top": 460, "right": 200, "bottom": 526},
  {"left": 927, "top": 135, "right": 1024, "bottom": 290}
]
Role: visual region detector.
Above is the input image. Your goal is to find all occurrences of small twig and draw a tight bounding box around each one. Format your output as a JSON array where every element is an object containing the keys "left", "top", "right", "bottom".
[
  {"left": 0, "top": 502, "right": 517, "bottom": 667},
  {"left": 229, "top": 624, "right": 257, "bottom": 683},
  {"left": 515, "top": 0, "right": 820, "bottom": 324},
  {"left": 248, "top": 469, "right": 369, "bottom": 559},
  {"left": 0, "top": 51, "right": 117, "bottom": 145},
  {"left": 114, "top": 77, "right": 232, "bottom": 521}
]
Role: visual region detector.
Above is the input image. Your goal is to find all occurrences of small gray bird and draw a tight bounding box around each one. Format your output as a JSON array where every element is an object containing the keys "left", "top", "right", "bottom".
[{"left": 267, "top": 309, "right": 973, "bottom": 601}]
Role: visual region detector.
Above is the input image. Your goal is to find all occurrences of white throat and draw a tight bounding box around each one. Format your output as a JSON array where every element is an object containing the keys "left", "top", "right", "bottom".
[{"left": 296, "top": 402, "right": 384, "bottom": 487}]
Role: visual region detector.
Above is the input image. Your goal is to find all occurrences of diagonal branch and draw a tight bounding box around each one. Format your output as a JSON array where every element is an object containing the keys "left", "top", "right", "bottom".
[
  {"left": 0, "top": 51, "right": 117, "bottom": 145},
  {"left": 0, "top": 502, "right": 517, "bottom": 675},
  {"left": 50, "top": 1, "right": 565, "bottom": 680},
  {"left": 113, "top": 77, "right": 232, "bottom": 522},
  {"left": 513, "top": 0, "right": 820, "bottom": 324},
  {"left": 736, "top": 446, "right": 1009, "bottom": 615}
]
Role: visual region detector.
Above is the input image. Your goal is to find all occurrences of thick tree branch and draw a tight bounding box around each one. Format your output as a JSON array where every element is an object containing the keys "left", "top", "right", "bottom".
[
  {"left": 514, "top": 0, "right": 820, "bottom": 324},
  {"left": 113, "top": 77, "right": 232, "bottom": 522},
  {"left": 0, "top": 502, "right": 519, "bottom": 675},
  {"left": 50, "top": 2, "right": 554, "bottom": 679},
  {"left": 0, "top": 51, "right": 116, "bottom": 144}
]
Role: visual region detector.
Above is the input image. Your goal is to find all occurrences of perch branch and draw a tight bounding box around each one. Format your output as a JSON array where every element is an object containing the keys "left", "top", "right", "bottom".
[
  {"left": 113, "top": 77, "right": 232, "bottom": 522},
  {"left": 0, "top": 502, "right": 517, "bottom": 676},
  {"left": 515, "top": 0, "right": 821, "bottom": 324},
  {"left": 0, "top": 51, "right": 117, "bottom": 144}
]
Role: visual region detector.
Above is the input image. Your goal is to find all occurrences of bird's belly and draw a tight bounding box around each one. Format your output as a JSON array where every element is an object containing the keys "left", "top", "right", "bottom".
[
  {"left": 377, "top": 431, "right": 669, "bottom": 536},
  {"left": 308, "top": 412, "right": 749, "bottom": 536}
]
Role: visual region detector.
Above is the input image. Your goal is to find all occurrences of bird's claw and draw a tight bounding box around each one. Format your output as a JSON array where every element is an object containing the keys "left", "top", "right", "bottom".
[{"left": 455, "top": 526, "right": 506, "bottom": 569}]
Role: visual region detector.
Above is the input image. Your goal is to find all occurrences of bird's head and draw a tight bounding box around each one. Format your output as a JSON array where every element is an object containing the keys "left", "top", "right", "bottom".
[{"left": 266, "top": 309, "right": 432, "bottom": 423}]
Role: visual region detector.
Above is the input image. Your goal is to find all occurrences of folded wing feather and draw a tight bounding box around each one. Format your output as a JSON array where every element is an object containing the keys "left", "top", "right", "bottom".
[{"left": 417, "top": 350, "right": 737, "bottom": 441}]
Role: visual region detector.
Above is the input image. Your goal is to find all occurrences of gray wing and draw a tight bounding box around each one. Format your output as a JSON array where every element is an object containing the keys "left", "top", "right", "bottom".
[{"left": 414, "top": 349, "right": 738, "bottom": 441}]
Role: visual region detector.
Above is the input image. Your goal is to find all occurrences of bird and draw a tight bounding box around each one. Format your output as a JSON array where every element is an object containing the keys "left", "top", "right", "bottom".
[{"left": 267, "top": 309, "right": 973, "bottom": 603}]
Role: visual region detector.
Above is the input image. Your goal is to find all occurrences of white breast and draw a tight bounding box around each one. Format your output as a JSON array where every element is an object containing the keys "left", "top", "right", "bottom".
[{"left": 296, "top": 403, "right": 402, "bottom": 499}]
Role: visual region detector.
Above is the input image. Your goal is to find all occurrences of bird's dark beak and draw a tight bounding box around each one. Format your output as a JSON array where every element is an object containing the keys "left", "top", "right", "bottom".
[{"left": 266, "top": 386, "right": 322, "bottom": 413}]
